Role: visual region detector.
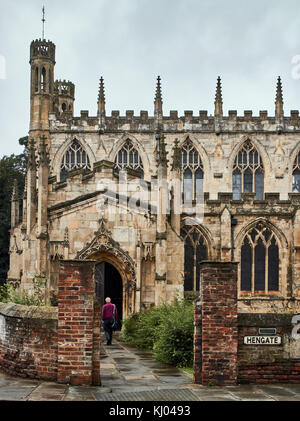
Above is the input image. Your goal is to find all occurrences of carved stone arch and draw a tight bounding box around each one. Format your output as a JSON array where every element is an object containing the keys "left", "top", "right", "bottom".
[
  {"left": 108, "top": 134, "right": 150, "bottom": 179},
  {"left": 180, "top": 218, "right": 214, "bottom": 259},
  {"left": 52, "top": 135, "right": 97, "bottom": 180},
  {"left": 234, "top": 217, "right": 288, "bottom": 251},
  {"left": 76, "top": 218, "right": 137, "bottom": 288},
  {"left": 234, "top": 218, "right": 288, "bottom": 296},
  {"left": 178, "top": 134, "right": 211, "bottom": 173},
  {"left": 227, "top": 135, "right": 272, "bottom": 174},
  {"left": 289, "top": 140, "right": 300, "bottom": 180},
  {"left": 289, "top": 140, "right": 300, "bottom": 166}
]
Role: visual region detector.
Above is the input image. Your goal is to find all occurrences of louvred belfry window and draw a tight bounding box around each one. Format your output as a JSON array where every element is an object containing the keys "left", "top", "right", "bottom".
[
  {"left": 114, "top": 139, "right": 144, "bottom": 178},
  {"left": 60, "top": 139, "right": 91, "bottom": 181},
  {"left": 292, "top": 152, "right": 300, "bottom": 193},
  {"left": 181, "top": 226, "right": 208, "bottom": 292},
  {"left": 233, "top": 140, "right": 264, "bottom": 200},
  {"left": 241, "top": 222, "right": 279, "bottom": 293},
  {"left": 180, "top": 139, "right": 204, "bottom": 201}
]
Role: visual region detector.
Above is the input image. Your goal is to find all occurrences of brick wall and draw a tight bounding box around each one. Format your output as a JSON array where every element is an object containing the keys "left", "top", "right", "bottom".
[
  {"left": 238, "top": 314, "right": 300, "bottom": 383},
  {"left": 194, "top": 261, "right": 238, "bottom": 386},
  {"left": 0, "top": 303, "right": 58, "bottom": 380},
  {"left": 57, "top": 259, "right": 100, "bottom": 386}
]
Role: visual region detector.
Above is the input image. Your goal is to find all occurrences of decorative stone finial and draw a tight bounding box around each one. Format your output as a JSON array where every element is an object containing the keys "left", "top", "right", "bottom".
[
  {"left": 214, "top": 76, "right": 223, "bottom": 117},
  {"left": 27, "top": 139, "right": 36, "bottom": 170},
  {"left": 275, "top": 76, "right": 284, "bottom": 117},
  {"left": 171, "top": 138, "right": 181, "bottom": 171},
  {"left": 98, "top": 76, "right": 106, "bottom": 117},
  {"left": 156, "top": 132, "right": 168, "bottom": 167},
  {"left": 154, "top": 76, "right": 163, "bottom": 117},
  {"left": 38, "top": 135, "right": 50, "bottom": 167}
]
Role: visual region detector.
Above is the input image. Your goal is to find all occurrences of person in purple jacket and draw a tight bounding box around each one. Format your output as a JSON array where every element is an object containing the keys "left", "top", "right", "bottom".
[{"left": 102, "top": 297, "right": 118, "bottom": 345}]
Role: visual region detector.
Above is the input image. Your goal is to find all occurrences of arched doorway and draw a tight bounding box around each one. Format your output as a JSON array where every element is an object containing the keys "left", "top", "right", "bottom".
[{"left": 95, "top": 262, "right": 123, "bottom": 325}]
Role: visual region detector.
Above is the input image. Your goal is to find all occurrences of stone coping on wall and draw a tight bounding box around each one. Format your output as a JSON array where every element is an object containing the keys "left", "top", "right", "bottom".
[
  {"left": 238, "top": 312, "right": 295, "bottom": 327},
  {"left": 0, "top": 302, "right": 58, "bottom": 321}
]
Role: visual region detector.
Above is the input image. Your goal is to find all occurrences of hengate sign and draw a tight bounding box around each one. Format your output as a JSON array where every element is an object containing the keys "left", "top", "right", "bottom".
[{"left": 244, "top": 336, "right": 281, "bottom": 345}]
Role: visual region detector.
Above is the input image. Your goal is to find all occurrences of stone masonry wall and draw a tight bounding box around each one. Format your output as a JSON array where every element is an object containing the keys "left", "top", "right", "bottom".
[{"left": 0, "top": 303, "right": 58, "bottom": 380}]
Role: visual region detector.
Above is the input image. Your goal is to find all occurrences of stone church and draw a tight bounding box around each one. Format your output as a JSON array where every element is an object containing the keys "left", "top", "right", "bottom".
[{"left": 8, "top": 37, "right": 300, "bottom": 320}]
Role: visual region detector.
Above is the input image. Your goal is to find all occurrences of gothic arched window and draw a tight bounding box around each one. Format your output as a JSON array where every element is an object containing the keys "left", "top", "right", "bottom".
[
  {"left": 114, "top": 140, "right": 144, "bottom": 178},
  {"left": 35, "top": 67, "right": 39, "bottom": 92},
  {"left": 292, "top": 152, "right": 300, "bottom": 193},
  {"left": 181, "top": 226, "right": 208, "bottom": 292},
  {"left": 180, "top": 139, "right": 204, "bottom": 201},
  {"left": 60, "top": 139, "right": 91, "bottom": 181},
  {"left": 240, "top": 222, "right": 279, "bottom": 293},
  {"left": 233, "top": 140, "right": 264, "bottom": 200},
  {"left": 41, "top": 67, "right": 46, "bottom": 92}
]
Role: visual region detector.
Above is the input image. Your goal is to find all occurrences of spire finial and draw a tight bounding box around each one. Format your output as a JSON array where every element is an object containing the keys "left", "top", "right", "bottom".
[
  {"left": 42, "top": 6, "right": 46, "bottom": 40},
  {"left": 214, "top": 76, "right": 223, "bottom": 116},
  {"left": 171, "top": 138, "right": 181, "bottom": 171},
  {"left": 98, "top": 76, "right": 106, "bottom": 117},
  {"left": 27, "top": 139, "right": 36, "bottom": 170},
  {"left": 156, "top": 132, "right": 168, "bottom": 167},
  {"left": 275, "top": 76, "right": 284, "bottom": 117},
  {"left": 154, "top": 76, "right": 163, "bottom": 117},
  {"left": 38, "top": 135, "right": 50, "bottom": 167}
]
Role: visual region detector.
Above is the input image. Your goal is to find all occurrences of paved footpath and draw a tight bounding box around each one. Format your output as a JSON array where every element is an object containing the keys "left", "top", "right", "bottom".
[{"left": 0, "top": 333, "right": 300, "bottom": 401}]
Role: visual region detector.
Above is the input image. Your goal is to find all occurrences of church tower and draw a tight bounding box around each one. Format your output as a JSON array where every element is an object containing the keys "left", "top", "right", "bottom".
[{"left": 29, "top": 38, "right": 56, "bottom": 134}]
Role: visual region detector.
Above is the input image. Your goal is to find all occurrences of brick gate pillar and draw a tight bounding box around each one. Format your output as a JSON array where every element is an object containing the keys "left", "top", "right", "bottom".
[
  {"left": 194, "top": 261, "right": 238, "bottom": 386},
  {"left": 57, "top": 260, "right": 101, "bottom": 386}
]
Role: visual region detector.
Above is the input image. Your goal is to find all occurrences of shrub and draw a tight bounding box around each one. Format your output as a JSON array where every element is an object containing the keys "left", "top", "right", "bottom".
[
  {"left": 153, "top": 299, "right": 194, "bottom": 367},
  {"left": 0, "top": 277, "right": 46, "bottom": 306},
  {"left": 121, "top": 298, "right": 194, "bottom": 367}
]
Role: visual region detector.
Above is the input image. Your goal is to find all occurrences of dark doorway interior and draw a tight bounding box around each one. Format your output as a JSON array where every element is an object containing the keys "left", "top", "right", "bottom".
[{"left": 95, "top": 262, "right": 123, "bottom": 325}]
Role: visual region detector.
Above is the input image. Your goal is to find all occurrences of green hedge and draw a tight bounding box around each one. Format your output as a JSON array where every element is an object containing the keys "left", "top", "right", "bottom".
[{"left": 121, "top": 298, "right": 194, "bottom": 368}]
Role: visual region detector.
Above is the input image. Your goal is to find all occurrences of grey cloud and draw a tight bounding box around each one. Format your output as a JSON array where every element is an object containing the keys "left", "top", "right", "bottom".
[{"left": 1, "top": 0, "right": 300, "bottom": 156}]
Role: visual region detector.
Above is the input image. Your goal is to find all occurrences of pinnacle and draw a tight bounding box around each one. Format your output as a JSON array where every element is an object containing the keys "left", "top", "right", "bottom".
[
  {"left": 215, "top": 76, "right": 223, "bottom": 103},
  {"left": 98, "top": 77, "right": 105, "bottom": 103},
  {"left": 214, "top": 76, "right": 223, "bottom": 116},
  {"left": 155, "top": 76, "right": 162, "bottom": 102},
  {"left": 276, "top": 76, "right": 283, "bottom": 103}
]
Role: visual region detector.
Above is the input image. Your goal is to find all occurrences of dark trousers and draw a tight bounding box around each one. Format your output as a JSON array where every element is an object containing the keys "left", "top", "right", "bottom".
[{"left": 103, "top": 318, "right": 114, "bottom": 344}]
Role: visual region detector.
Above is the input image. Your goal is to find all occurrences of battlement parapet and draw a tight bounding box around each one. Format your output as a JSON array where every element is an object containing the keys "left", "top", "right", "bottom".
[
  {"left": 50, "top": 109, "right": 300, "bottom": 133},
  {"left": 199, "top": 192, "right": 300, "bottom": 215},
  {"left": 54, "top": 80, "right": 75, "bottom": 99},
  {"left": 30, "top": 39, "right": 56, "bottom": 63}
]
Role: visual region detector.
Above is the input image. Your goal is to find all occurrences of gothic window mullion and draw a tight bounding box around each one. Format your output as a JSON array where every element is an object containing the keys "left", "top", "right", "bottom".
[
  {"left": 241, "top": 224, "right": 280, "bottom": 295},
  {"left": 60, "top": 139, "right": 91, "bottom": 181},
  {"left": 251, "top": 240, "right": 255, "bottom": 294},
  {"left": 265, "top": 242, "right": 269, "bottom": 295},
  {"left": 114, "top": 140, "right": 144, "bottom": 178},
  {"left": 193, "top": 247, "right": 197, "bottom": 292},
  {"left": 180, "top": 139, "right": 203, "bottom": 200}
]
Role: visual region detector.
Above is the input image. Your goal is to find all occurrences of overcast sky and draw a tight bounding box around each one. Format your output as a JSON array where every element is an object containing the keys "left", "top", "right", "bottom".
[{"left": 1, "top": 0, "right": 300, "bottom": 157}]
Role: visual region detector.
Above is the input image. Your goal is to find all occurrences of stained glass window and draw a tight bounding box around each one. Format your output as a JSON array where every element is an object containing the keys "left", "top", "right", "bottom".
[
  {"left": 181, "top": 226, "right": 208, "bottom": 292},
  {"left": 292, "top": 153, "right": 300, "bottom": 193},
  {"left": 241, "top": 222, "right": 279, "bottom": 293},
  {"left": 60, "top": 139, "right": 91, "bottom": 181},
  {"left": 114, "top": 139, "right": 144, "bottom": 178},
  {"left": 233, "top": 141, "right": 264, "bottom": 200},
  {"left": 180, "top": 139, "right": 204, "bottom": 201}
]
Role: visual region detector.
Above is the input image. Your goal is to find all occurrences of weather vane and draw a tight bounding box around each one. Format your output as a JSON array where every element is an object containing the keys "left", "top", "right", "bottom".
[{"left": 42, "top": 6, "right": 45, "bottom": 39}]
